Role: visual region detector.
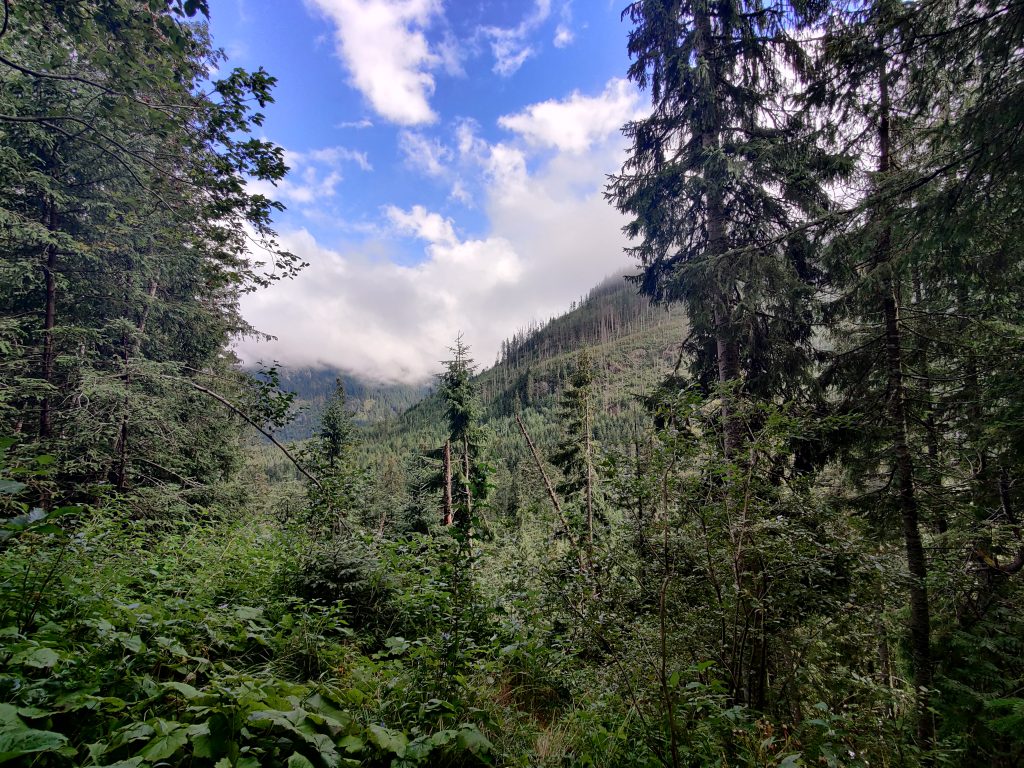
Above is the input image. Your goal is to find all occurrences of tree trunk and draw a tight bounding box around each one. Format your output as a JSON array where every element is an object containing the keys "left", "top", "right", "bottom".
[
  {"left": 585, "top": 386, "right": 594, "bottom": 553},
  {"left": 875, "top": 54, "right": 933, "bottom": 746},
  {"left": 442, "top": 439, "right": 453, "bottom": 526},
  {"left": 39, "top": 195, "right": 58, "bottom": 438},
  {"left": 460, "top": 434, "right": 472, "bottom": 528},
  {"left": 694, "top": 2, "right": 743, "bottom": 460}
]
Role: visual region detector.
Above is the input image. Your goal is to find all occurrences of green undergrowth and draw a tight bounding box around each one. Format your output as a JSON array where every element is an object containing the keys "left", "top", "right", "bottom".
[
  {"left": 0, "top": 504, "right": 500, "bottom": 767},
  {"left": 0, "top": 494, "right": 900, "bottom": 768}
]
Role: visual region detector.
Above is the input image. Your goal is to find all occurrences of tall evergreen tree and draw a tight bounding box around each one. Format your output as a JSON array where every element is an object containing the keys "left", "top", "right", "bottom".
[
  {"left": 609, "top": 0, "right": 836, "bottom": 456},
  {"left": 0, "top": 0, "right": 295, "bottom": 510}
]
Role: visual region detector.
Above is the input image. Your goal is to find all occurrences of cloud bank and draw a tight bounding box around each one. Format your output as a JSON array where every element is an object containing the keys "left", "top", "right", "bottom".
[{"left": 236, "top": 78, "right": 645, "bottom": 383}]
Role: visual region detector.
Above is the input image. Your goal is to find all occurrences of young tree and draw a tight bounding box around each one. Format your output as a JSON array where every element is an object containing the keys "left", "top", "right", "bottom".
[
  {"left": 319, "top": 379, "right": 355, "bottom": 470},
  {"left": 438, "top": 335, "right": 488, "bottom": 533},
  {"left": 551, "top": 348, "right": 600, "bottom": 553}
]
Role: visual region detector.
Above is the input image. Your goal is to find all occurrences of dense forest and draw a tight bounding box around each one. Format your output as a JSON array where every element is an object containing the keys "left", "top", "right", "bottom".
[{"left": 2, "top": 0, "right": 1023, "bottom": 767}]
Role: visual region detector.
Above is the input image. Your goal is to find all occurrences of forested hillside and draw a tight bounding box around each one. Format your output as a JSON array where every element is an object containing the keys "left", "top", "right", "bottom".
[
  {"left": 262, "top": 367, "right": 431, "bottom": 442},
  {"left": 2, "top": 1, "right": 1024, "bottom": 768}
]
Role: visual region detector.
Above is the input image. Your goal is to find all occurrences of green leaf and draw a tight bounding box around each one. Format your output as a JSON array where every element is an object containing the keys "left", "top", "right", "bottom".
[
  {"left": 139, "top": 726, "right": 188, "bottom": 761},
  {"left": 0, "top": 725, "right": 69, "bottom": 764},
  {"left": 338, "top": 735, "right": 364, "bottom": 753},
  {"left": 120, "top": 635, "right": 145, "bottom": 653},
  {"left": 287, "top": 753, "right": 316, "bottom": 768},
  {"left": 367, "top": 724, "right": 407, "bottom": 757},
  {"left": 455, "top": 726, "right": 492, "bottom": 756},
  {"left": 20, "top": 647, "right": 59, "bottom": 669},
  {"left": 163, "top": 681, "right": 200, "bottom": 699},
  {"left": 0, "top": 480, "right": 25, "bottom": 495}
]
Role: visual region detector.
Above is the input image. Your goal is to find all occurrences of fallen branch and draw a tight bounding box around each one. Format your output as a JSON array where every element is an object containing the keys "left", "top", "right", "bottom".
[
  {"left": 514, "top": 412, "right": 585, "bottom": 565},
  {"left": 181, "top": 378, "right": 324, "bottom": 493}
]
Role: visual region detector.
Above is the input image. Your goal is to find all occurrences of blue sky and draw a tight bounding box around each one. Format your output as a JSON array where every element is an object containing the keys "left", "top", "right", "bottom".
[{"left": 215, "top": 0, "right": 647, "bottom": 382}]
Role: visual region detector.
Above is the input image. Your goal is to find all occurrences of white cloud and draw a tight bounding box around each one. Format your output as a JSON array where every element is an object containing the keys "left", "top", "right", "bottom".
[
  {"left": 449, "top": 179, "right": 472, "bottom": 206},
  {"left": 398, "top": 130, "right": 453, "bottom": 177},
  {"left": 385, "top": 204, "right": 457, "bottom": 245},
  {"left": 248, "top": 144, "right": 370, "bottom": 206},
  {"left": 307, "top": 0, "right": 445, "bottom": 125},
  {"left": 337, "top": 118, "right": 374, "bottom": 129},
  {"left": 303, "top": 146, "right": 372, "bottom": 171},
  {"left": 553, "top": 1, "right": 574, "bottom": 47},
  {"left": 481, "top": 0, "right": 551, "bottom": 76},
  {"left": 236, "top": 221, "right": 524, "bottom": 382},
  {"left": 498, "top": 78, "right": 642, "bottom": 154},
  {"left": 237, "top": 78, "right": 639, "bottom": 383}
]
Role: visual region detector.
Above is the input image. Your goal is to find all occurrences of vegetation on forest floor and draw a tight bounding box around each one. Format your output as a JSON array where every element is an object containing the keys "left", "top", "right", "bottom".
[{"left": 2, "top": 0, "right": 1024, "bottom": 766}]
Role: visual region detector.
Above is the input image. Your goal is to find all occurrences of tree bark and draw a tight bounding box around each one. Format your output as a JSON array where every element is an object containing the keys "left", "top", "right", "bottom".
[
  {"left": 39, "top": 195, "right": 58, "bottom": 438},
  {"left": 442, "top": 438, "right": 453, "bottom": 526},
  {"left": 585, "top": 384, "right": 594, "bottom": 553},
  {"left": 694, "top": 1, "right": 743, "bottom": 460},
  {"left": 460, "top": 433, "right": 472, "bottom": 529},
  {"left": 875, "top": 54, "right": 933, "bottom": 746},
  {"left": 515, "top": 413, "right": 585, "bottom": 568}
]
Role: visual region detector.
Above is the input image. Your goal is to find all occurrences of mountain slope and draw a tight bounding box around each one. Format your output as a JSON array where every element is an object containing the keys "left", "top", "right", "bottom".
[{"left": 361, "top": 275, "right": 687, "bottom": 467}]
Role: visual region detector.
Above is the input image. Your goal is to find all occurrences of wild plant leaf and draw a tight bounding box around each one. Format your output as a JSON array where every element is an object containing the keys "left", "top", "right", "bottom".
[
  {"left": 138, "top": 726, "right": 188, "bottom": 761},
  {"left": 0, "top": 725, "right": 69, "bottom": 764},
  {"left": 17, "top": 647, "right": 59, "bottom": 669},
  {"left": 0, "top": 480, "right": 25, "bottom": 495},
  {"left": 367, "top": 724, "right": 407, "bottom": 757},
  {"left": 455, "top": 726, "right": 492, "bottom": 756},
  {"left": 234, "top": 606, "right": 263, "bottom": 621},
  {"left": 119, "top": 635, "right": 145, "bottom": 653},
  {"left": 337, "top": 735, "right": 364, "bottom": 753},
  {"left": 14, "top": 707, "right": 52, "bottom": 719},
  {"left": 163, "top": 681, "right": 200, "bottom": 699},
  {"left": 110, "top": 722, "right": 155, "bottom": 749}
]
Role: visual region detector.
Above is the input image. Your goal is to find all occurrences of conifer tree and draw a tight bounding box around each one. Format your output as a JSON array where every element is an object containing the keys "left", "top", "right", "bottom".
[
  {"left": 609, "top": 0, "right": 836, "bottom": 456},
  {"left": 319, "top": 379, "right": 354, "bottom": 470},
  {"left": 0, "top": 0, "right": 295, "bottom": 509},
  {"left": 438, "top": 335, "right": 488, "bottom": 532},
  {"left": 551, "top": 349, "right": 600, "bottom": 552}
]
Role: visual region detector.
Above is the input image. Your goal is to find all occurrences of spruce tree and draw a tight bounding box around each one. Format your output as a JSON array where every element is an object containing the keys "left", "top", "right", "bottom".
[
  {"left": 438, "top": 335, "right": 488, "bottom": 532},
  {"left": 551, "top": 348, "right": 600, "bottom": 553},
  {"left": 609, "top": 0, "right": 836, "bottom": 456}
]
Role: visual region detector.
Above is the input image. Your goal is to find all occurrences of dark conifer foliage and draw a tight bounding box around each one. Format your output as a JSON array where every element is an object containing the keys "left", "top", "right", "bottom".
[{"left": 0, "top": 0, "right": 292, "bottom": 510}]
